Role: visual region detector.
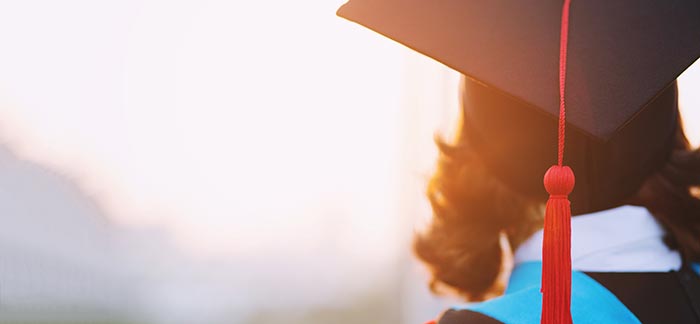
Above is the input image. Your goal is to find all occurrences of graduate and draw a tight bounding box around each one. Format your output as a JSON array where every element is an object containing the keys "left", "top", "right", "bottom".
[{"left": 337, "top": 0, "right": 700, "bottom": 323}]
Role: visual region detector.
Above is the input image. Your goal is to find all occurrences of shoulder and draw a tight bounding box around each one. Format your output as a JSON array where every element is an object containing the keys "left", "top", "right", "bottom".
[{"left": 433, "top": 264, "right": 641, "bottom": 324}]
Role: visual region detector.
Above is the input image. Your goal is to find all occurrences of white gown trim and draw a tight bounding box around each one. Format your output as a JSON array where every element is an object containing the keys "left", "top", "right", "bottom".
[{"left": 514, "top": 205, "right": 682, "bottom": 272}]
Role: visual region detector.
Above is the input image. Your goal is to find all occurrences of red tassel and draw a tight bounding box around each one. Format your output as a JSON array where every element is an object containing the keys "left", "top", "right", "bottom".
[
  {"left": 540, "top": 0, "right": 575, "bottom": 322},
  {"left": 541, "top": 165, "right": 575, "bottom": 324}
]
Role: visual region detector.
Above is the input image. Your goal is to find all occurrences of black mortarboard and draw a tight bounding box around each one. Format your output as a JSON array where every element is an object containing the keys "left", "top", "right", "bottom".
[
  {"left": 337, "top": 0, "right": 700, "bottom": 140},
  {"left": 337, "top": 1, "right": 700, "bottom": 323}
]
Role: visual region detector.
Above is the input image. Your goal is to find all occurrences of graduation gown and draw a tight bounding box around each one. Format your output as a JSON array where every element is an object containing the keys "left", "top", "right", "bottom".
[{"left": 432, "top": 206, "right": 700, "bottom": 324}]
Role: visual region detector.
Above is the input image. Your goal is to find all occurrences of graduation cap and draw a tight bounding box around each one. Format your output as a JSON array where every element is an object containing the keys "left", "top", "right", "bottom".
[{"left": 336, "top": 0, "right": 700, "bottom": 323}]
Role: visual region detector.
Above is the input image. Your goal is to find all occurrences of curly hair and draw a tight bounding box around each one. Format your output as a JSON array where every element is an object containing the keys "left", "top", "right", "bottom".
[{"left": 413, "top": 115, "right": 700, "bottom": 301}]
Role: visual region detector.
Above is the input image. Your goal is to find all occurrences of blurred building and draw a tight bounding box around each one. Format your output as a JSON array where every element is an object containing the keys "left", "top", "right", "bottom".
[
  {"left": 0, "top": 141, "right": 407, "bottom": 324},
  {"left": 0, "top": 143, "right": 184, "bottom": 323}
]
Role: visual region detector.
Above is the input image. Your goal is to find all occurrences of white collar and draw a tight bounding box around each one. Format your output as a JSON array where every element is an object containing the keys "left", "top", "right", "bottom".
[{"left": 514, "top": 205, "right": 681, "bottom": 272}]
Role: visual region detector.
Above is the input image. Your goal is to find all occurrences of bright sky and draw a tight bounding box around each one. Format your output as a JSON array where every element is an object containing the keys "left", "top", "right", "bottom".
[
  {"left": 0, "top": 0, "right": 698, "bottom": 259},
  {"left": 678, "top": 64, "right": 700, "bottom": 143},
  {"left": 0, "top": 0, "right": 409, "bottom": 258}
]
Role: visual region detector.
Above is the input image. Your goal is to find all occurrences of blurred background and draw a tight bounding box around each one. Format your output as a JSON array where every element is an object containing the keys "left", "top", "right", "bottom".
[{"left": 0, "top": 0, "right": 698, "bottom": 323}]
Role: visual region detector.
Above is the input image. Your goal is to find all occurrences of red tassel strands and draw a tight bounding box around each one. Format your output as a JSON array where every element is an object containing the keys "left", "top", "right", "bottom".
[
  {"left": 541, "top": 166, "right": 575, "bottom": 324},
  {"left": 541, "top": 0, "right": 575, "bottom": 324}
]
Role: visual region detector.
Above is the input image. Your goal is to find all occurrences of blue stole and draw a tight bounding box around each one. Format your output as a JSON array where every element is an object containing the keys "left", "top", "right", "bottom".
[{"left": 451, "top": 262, "right": 641, "bottom": 324}]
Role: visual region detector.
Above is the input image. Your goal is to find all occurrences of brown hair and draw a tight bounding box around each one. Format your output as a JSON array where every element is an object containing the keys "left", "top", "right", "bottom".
[{"left": 413, "top": 115, "right": 700, "bottom": 301}]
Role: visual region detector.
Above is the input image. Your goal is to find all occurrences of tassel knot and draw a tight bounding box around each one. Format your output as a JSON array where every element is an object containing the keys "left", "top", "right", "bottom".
[{"left": 544, "top": 165, "right": 575, "bottom": 196}]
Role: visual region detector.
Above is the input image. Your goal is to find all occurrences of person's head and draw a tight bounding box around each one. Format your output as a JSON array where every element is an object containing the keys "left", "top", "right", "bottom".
[{"left": 413, "top": 76, "right": 700, "bottom": 301}]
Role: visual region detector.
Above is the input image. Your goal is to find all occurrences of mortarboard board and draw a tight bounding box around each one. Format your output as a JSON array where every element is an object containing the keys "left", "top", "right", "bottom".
[
  {"left": 337, "top": 0, "right": 700, "bottom": 140},
  {"left": 336, "top": 0, "right": 700, "bottom": 323}
]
